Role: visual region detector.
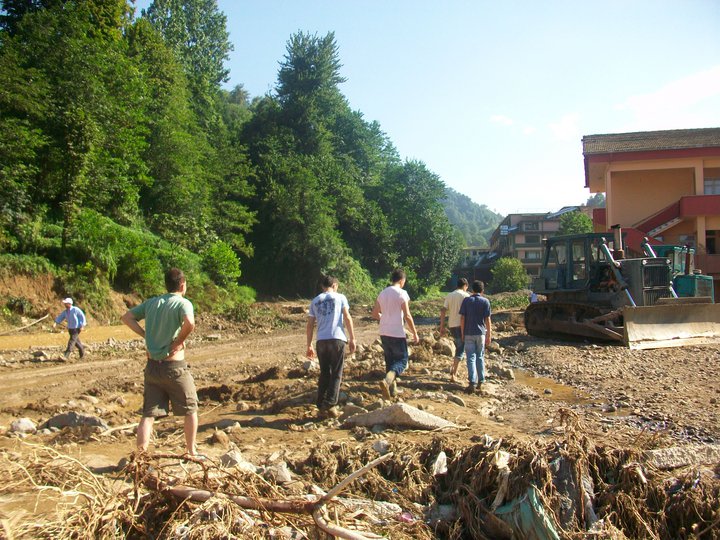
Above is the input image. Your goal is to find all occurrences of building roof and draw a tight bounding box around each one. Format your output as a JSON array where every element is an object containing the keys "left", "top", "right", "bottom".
[{"left": 582, "top": 127, "right": 720, "bottom": 155}]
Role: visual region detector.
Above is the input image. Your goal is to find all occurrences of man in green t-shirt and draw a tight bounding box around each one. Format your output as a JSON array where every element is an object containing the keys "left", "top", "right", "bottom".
[{"left": 121, "top": 268, "right": 200, "bottom": 456}]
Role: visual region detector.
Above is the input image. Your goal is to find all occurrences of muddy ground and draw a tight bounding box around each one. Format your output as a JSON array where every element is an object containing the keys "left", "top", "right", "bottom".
[{"left": 0, "top": 301, "right": 719, "bottom": 537}]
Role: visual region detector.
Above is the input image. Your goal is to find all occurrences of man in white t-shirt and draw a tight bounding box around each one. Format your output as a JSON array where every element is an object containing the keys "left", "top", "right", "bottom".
[
  {"left": 439, "top": 278, "right": 469, "bottom": 382},
  {"left": 371, "top": 268, "right": 419, "bottom": 400},
  {"left": 306, "top": 275, "right": 356, "bottom": 418}
]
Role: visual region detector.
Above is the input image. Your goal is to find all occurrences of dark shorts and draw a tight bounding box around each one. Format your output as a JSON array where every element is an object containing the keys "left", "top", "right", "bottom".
[{"left": 142, "top": 360, "right": 198, "bottom": 417}]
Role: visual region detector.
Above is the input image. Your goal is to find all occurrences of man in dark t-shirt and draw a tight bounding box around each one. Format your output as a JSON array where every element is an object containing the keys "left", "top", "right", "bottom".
[{"left": 459, "top": 280, "right": 492, "bottom": 393}]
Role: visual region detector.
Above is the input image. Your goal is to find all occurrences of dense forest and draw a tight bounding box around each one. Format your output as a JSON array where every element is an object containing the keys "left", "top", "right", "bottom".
[{"left": 0, "top": 0, "right": 480, "bottom": 315}]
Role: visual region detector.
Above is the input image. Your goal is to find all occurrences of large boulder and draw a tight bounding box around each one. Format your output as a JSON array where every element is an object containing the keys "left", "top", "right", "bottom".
[
  {"left": 343, "top": 403, "right": 457, "bottom": 430},
  {"left": 41, "top": 412, "right": 108, "bottom": 431}
]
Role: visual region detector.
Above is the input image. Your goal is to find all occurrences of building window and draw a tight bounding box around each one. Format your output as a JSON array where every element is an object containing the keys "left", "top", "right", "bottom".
[
  {"left": 524, "top": 222, "right": 539, "bottom": 231},
  {"left": 526, "top": 251, "right": 541, "bottom": 260},
  {"left": 525, "top": 234, "right": 540, "bottom": 244},
  {"left": 704, "top": 178, "right": 720, "bottom": 195},
  {"left": 707, "top": 231, "right": 719, "bottom": 255}
]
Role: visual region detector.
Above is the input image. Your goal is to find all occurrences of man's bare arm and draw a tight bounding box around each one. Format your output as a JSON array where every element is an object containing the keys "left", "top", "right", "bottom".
[
  {"left": 306, "top": 316, "right": 316, "bottom": 358},
  {"left": 169, "top": 314, "right": 195, "bottom": 355},
  {"left": 484, "top": 315, "right": 492, "bottom": 346},
  {"left": 439, "top": 307, "right": 447, "bottom": 335},
  {"left": 121, "top": 311, "right": 145, "bottom": 338},
  {"left": 371, "top": 299, "right": 382, "bottom": 320},
  {"left": 343, "top": 306, "right": 356, "bottom": 354},
  {"left": 401, "top": 301, "right": 419, "bottom": 344}
]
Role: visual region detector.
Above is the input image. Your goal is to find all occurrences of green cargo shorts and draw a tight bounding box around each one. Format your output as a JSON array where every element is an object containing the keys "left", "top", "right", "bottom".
[{"left": 142, "top": 360, "right": 198, "bottom": 417}]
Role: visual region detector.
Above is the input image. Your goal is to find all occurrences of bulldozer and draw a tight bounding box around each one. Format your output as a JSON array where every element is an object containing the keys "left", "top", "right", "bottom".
[{"left": 524, "top": 231, "right": 720, "bottom": 350}]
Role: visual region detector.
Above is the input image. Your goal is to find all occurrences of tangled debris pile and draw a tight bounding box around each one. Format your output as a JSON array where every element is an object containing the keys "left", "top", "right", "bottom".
[{"left": 2, "top": 428, "right": 718, "bottom": 539}]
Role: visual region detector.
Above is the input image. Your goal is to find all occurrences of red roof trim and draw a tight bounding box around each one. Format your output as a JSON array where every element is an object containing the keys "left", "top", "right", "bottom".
[{"left": 586, "top": 146, "right": 720, "bottom": 164}]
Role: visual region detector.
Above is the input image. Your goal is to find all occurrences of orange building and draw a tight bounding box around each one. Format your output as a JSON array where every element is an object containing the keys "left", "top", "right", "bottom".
[{"left": 583, "top": 128, "right": 720, "bottom": 289}]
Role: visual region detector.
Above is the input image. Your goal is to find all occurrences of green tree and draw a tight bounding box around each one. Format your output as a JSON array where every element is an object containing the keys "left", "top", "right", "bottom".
[
  {"left": 559, "top": 211, "right": 593, "bottom": 235},
  {"left": 585, "top": 193, "right": 605, "bottom": 208},
  {"left": 3, "top": 2, "right": 150, "bottom": 249},
  {"left": 491, "top": 257, "right": 528, "bottom": 293},
  {"left": 143, "top": 0, "right": 231, "bottom": 120},
  {"left": 276, "top": 31, "right": 346, "bottom": 155},
  {"left": 378, "top": 160, "right": 463, "bottom": 294}
]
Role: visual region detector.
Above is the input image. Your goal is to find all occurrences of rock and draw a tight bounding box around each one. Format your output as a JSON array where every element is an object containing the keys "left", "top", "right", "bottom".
[
  {"left": 209, "top": 430, "right": 230, "bottom": 447},
  {"left": 366, "top": 400, "right": 384, "bottom": 412},
  {"left": 41, "top": 412, "right": 108, "bottom": 431},
  {"left": 490, "top": 364, "right": 515, "bottom": 380},
  {"left": 644, "top": 444, "right": 720, "bottom": 470},
  {"left": 432, "top": 451, "right": 448, "bottom": 475},
  {"left": 487, "top": 342, "right": 502, "bottom": 354},
  {"left": 236, "top": 401, "right": 250, "bottom": 412},
  {"left": 249, "top": 416, "right": 267, "bottom": 427},
  {"left": 220, "top": 450, "right": 258, "bottom": 473},
  {"left": 435, "top": 337, "right": 456, "bottom": 357},
  {"left": 10, "top": 418, "right": 37, "bottom": 434},
  {"left": 205, "top": 334, "right": 221, "bottom": 341},
  {"left": 263, "top": 462, "right": 293, "bottom": 484},
  {"left": 372, "top": 439, "right": 391, "bottom": 454},
  {"left": 339, "top": 404, "right": 367, "bottom": 421},
  {"left": 214, "top": 419, "right": 241, "bottom": 429},
  {"left": 544, "top": 388, "right": 553, "bottom": 395},
  {"left": 344, "top": 403, "right": 457, "bottom": 431},
  {"left": 79, "top": 395, "right": 100, "bottom": 405},
  {"left": 303, "top": 359, "right": 319, "bottom": 371},
  {"left": 421, "top": 334, "right": 436, "bottom": 348},
  {"left": 447, "top": 394, "right": 466, "bottom": 407},
  {"left": 111, "top": 395, "right": 128, "bottom": 406},
  {"left": 32, "top": 350, "right": 49, "bottom": 359}
]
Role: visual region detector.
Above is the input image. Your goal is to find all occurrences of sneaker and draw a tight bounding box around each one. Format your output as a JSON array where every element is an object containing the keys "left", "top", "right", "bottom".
[
  {"left": 379, "top": 379, "right": 392, "bottom": 400},
  {"left": 476, "top": 383, "right": 484, "bottom": 395},
  {"left": 465, "top": 384, "right": 476, "bottom": 394}
]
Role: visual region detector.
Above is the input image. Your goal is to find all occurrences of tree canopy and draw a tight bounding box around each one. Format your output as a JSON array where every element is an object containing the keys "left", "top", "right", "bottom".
[
  {"left": 0, "top": 2, "right": 465, "bottom": 309},
  {"left": 558, "top": 211, "right": 594, "bottom": 236}
]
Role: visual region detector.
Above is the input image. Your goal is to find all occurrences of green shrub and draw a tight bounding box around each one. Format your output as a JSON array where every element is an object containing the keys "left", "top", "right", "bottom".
[
  {"left": 202, "top": 240, "right": 241, "bottom": 286},
  {"left": 490, "top": 257, "right": 529, "bottom": 293},
  {"left": 325, "top": 254, "right": 376, "bottom": 304},
  {"left": 0, "top": 253, "right": 56, "bottom": 276}
]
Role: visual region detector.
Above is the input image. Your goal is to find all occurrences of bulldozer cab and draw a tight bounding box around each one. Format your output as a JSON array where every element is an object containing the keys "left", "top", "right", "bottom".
[{"left": 534, "top": 233, "right": 617, "bottom": 293}]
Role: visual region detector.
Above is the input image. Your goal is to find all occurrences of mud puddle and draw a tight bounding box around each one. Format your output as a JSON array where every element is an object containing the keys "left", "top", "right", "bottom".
[
  {"left": 513, "top": 368, "right": 594, "bottom": 405},
  {"left": 0, "top": 325, "right": 139, "bottom": 351}
]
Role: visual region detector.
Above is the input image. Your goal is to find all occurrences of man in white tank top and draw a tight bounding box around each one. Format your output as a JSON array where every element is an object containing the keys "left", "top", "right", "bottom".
[{"left": 371, "top": 268, "right": 419, "bottom": 400}]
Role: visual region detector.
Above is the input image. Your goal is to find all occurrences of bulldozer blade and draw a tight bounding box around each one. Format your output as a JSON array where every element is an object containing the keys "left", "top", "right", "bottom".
[{"left": 624, "top": 303, "right": 720, "bottom": 350}]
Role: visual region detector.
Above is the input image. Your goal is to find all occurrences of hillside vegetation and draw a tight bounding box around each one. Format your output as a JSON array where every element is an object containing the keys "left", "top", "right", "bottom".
[
  {"left": 0, "top": 0, "right": 467, "bottom": 318},
  {"left": 442, "top": 187, "right": 503, "bottom": 247}
]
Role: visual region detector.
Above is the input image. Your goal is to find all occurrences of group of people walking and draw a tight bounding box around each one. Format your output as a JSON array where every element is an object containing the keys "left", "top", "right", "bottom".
[
  {"left": 56, "top": 267, "right": 490, "bottom": 458},
  {"left": 439, "top": 278, "right": 492, "bottom": 393},
  {"left": 307, "top": 270, "right": 493, "bottom": 421}
]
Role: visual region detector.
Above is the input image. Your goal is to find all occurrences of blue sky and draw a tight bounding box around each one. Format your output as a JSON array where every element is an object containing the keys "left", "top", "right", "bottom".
[{"left": 135, "top": 0, "right": 720, "bottom": 216}]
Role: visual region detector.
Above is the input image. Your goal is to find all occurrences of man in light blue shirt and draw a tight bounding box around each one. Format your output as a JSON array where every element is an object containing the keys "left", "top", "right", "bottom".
[
  {"left": 306, "top": 275, "right": 356, "bottom": 418},
  {"left": 53, "top": 297, "right": 87, "bottom": 360}
]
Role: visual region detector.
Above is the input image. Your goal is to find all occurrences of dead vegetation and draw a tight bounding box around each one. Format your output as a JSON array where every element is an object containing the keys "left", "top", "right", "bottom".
[{"left": 2, "top": 424, "right": 718, "bottom": 540}]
